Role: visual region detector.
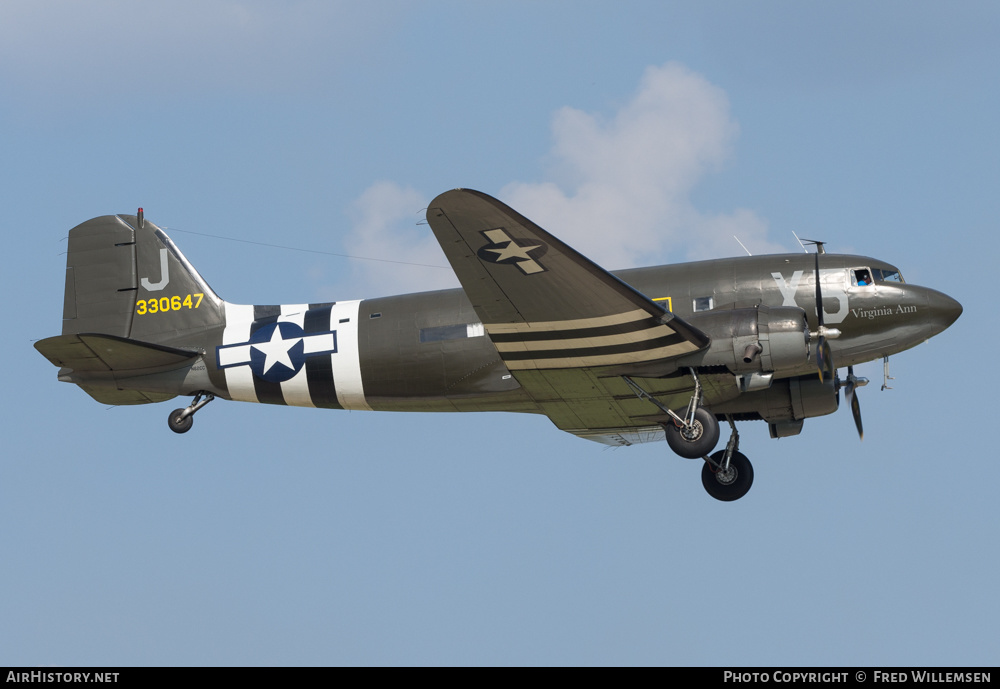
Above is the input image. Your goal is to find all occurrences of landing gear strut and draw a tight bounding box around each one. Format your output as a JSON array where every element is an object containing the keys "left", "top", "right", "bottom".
[
  {"left": 622, "top": 371, "right": 720, "bottom": 459},
  {"left": 167, "top": 392, "right": 215, "bottom": 434},
  {"left": 702, "top": 416, "right": 754, "bottom": 502},
  {"left": 665, "top": 407, "right": 720, "bottom": 459},
  {"left": 622, "top": 374, "right": 753, "bottom": 500}
]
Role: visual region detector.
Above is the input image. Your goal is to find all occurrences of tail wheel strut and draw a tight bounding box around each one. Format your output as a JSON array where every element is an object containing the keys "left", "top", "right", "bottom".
[{"left": 167, "top": 392, "right": 215, "bottom": 434}]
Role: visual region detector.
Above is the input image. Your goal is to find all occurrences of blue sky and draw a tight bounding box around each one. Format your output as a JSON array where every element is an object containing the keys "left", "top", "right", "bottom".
[{"left": 3, "top": 1, "right": 997, "bottom": 666}]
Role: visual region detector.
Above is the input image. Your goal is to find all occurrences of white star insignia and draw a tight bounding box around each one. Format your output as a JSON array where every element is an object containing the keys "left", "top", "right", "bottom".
[
  {"left": 252, "top": 326, "right": 300, "bottom": 374},
  {"left": 485, "top": 239, "right": 541, "bottom": 263},
  {"left": 480, "top": 228, "right": 547, "bottom": 274}
]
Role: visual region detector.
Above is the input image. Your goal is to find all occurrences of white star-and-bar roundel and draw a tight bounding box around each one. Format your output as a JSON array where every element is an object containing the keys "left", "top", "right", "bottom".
[
  {"left": 477, "top": 228, "right": 548, "bottom": 275},
  {"left": 216, "top": 321, "right": 338, "bottom": 383}
]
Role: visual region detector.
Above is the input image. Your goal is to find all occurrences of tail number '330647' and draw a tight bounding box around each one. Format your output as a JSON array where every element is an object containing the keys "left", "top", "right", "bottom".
[{"left": 136, "top": 293, "right": 204, "bottom": 315}]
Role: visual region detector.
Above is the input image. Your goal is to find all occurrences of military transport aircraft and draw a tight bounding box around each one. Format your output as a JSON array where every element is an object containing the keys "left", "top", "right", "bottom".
[{"left": 35, "top": 189, "right": 962, "bottom": 501}]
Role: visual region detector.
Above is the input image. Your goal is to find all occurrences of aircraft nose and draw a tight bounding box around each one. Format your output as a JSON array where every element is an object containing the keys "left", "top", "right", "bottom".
[{"left": 926, "top": 289, "right": 963, "bottom": 333}]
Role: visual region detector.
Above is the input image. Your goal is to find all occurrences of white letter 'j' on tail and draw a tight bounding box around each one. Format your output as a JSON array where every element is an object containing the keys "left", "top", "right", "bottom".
[{"left": 141, "top": 248, "right": 170, "bottom": 291}]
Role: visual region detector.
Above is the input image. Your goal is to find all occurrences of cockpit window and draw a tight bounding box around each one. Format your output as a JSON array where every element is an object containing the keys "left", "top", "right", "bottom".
[
  {"left": 851, "top": 268, "right": 874, "bottom": 287},
  {"left": 873, "top": 268, "right": 904, "bottom": 283}
]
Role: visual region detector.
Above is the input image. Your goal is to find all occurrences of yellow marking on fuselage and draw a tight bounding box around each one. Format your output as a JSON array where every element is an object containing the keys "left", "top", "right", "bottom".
[{"left": 652, "top": 297, "right": 672, "bottom": 312}]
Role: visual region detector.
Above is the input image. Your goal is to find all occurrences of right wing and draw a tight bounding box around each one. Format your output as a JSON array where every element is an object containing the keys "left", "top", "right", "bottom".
[{"left": 426, "top": 189, "right": 710, "bottom": 371}]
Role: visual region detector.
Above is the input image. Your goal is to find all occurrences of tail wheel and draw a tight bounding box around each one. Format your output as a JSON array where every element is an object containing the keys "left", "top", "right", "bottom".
[
  {"left": 664, "top": 407, "right": 720, "bottom": 459},
  {"left": 702, "top": 450, "right": 754, "bottom": 501},
  {"left": 168, "top": 409, "right": 193, "bottom": 434}
]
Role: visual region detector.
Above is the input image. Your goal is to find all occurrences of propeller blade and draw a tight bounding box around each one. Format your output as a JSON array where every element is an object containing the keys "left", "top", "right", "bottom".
[
  {"left": 813, "top": 252, "right": 835, "bottom": 382},
  {"left": 814, "top": 253, "right": 825, "bottom": 328},
  {"left": 845, "top": 366, "right": 864, "bottom": 440},
  {"left": 817, "top": 338, "right": 833, "bottom": 383},
  {"left": 850, "top": 389, "right": 864, "bottom": 440}
]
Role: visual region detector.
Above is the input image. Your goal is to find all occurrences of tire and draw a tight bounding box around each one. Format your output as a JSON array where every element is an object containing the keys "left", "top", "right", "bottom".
[
  {"left": 702, "top": 450, "right": 754, "bottom": 502},
  {"left": 168, "top": 409, "right": 193, "bottom": 434},
  {"left": 663, "top": 407, "right": 720, "bottom": 459}
]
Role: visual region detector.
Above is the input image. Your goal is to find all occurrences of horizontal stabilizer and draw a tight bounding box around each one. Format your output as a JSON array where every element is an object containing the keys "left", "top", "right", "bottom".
[
  {"left": 76, "top": 385, "right": 178, "bottom": 406},
  {"left": 34, "top": 333, "right": 199, "bottom": 373}
]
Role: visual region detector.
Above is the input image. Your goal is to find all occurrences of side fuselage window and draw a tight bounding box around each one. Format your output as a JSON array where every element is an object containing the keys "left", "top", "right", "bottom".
[
  {"left": 693, "top": 296, "right": 714, "bottom": 312},
  {"left": 419, "top": 323, "right": 485, "bottom": 343},
  {"left": 852, "top": 268, "right": 874, "bottom": 287}
]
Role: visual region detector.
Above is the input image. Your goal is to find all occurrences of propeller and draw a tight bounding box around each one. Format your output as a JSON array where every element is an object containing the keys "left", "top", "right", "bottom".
[
  {"left": 837, "top": 366, "right": 868, "bottom": 440},
  {"left": 808, "top": 243, "right": 861, "bottom": 437},
  {"left": 812, "top": 252, "right": 838, "bottom": 383}
]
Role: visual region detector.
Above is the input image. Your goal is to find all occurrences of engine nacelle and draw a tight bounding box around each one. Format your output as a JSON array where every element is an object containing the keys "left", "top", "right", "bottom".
[
  {"left": 756, "top": 306, "right": 811, "bottom": 373},
  {"left": 687, "top": 305, "right": 810, "bottom": 376},
  {"left": 711, "top": 371, "right": 841, "bottom": 437},
  {"left": 762, "top": 375, "right": 840, "bottom": 437}
]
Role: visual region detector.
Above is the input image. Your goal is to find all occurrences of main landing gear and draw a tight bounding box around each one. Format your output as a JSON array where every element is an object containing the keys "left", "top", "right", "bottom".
[
  {"left": 167, "top": 392, "right": 215, "bottom": 434},
  {"left": 701, "top": 417, "right": 754, "bottom": 502},
  {"left": 623, "top": 373, "right": 754, "bottom": 501}
]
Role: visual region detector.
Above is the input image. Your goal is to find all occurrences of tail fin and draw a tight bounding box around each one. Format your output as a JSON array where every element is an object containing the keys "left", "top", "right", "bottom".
[{"left": 61, "top": 211, "right": 224, "bottom": 347}]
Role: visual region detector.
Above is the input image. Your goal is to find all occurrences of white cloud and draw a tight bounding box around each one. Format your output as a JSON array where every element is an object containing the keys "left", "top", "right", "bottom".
[
  {"left": 503, "top": 62, "right": 784, "bottom": 267},
  {"left": 342, "top": 181, "right": 456, "bottom": 297},
  {"left": 345, "top": 63, "right": 785, "bottom": 294}
]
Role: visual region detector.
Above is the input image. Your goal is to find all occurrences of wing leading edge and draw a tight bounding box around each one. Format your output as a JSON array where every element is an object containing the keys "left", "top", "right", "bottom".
[{"left": 426, "top": 189, "right": 709, "bottom": 372}]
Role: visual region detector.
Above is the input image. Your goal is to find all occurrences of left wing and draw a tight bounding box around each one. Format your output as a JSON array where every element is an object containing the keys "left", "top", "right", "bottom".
[
  {"left": 427, "top": 189, "right": 727, "bottom": 442},
  {"left": 426, "top": 189, "right": 709, "bottom": 371}
]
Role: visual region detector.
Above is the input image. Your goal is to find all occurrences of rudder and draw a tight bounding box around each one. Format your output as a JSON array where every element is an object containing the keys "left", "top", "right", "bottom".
[{"left": 62, "top": 211, "right": 225, "bottom": 348}]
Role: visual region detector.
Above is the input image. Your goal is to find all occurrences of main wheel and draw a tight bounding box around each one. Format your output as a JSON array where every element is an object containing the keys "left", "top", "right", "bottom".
[
  {"left": 168, "top": 408, "right": 193, "bottom": 434},
  {"left": 702, "top": 450, "right": 753, "bottom": 501},
  {"left": 663, "top": 408, "right": 720, "bottom": 459}
]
